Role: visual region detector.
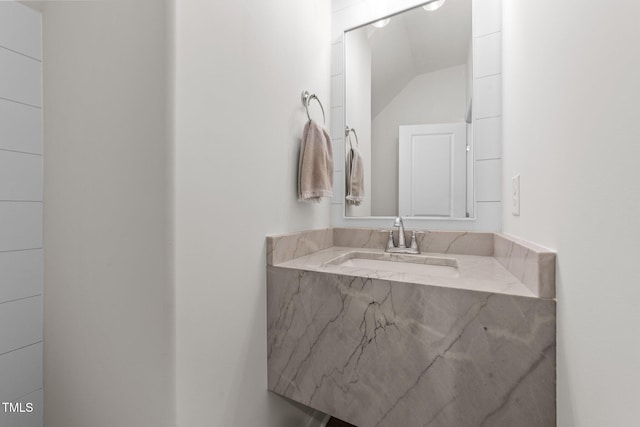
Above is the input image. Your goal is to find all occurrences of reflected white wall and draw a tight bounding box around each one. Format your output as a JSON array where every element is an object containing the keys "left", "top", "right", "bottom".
[{"left": 345, "top": 29, "right": 372, "bottom": 216}]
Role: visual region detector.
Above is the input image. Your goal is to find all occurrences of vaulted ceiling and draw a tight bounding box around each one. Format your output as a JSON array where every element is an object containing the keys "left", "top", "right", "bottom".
[{"left": 363, "top": 0, "right": 472, "bottom": 117}]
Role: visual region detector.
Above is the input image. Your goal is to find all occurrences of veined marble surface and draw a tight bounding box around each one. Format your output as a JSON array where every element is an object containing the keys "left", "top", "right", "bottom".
[
  {"left": 494, "top": 234, "right": 556, "bottom": 298},
  {"left": 267, "top": 229, "right": 556, "bottom": 299},
  {"left": 267, "top": 267, "right": 556, "bottom": 427},
  {"left": 266, "top": 229, "right": 557, "bottom": 426},
  {"left": 333, "top": 228, "right": 494, "bottom": 256},
  {"left": 267, "top": 228, "right": 494, "bottom": 266},
  {"left": 267, "top": 228, "right": 333, "bottom": 265},
  {"left": 276, "top": 247, "right": 536, "bottom": 298}
]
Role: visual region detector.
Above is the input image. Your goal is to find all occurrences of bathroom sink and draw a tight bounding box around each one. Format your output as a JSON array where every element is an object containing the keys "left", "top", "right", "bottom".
[{"left": 324, "top": 251, "right": 459, "bottom": 278}]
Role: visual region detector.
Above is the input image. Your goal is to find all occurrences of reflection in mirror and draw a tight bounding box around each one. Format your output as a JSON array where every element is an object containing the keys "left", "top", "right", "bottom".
[{"left": 344, "top": 0, "right": 472, "bottom": 218}]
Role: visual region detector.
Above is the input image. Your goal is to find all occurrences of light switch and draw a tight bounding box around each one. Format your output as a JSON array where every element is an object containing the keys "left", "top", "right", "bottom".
[{"left": 512, "top": 175, "right": 520, "bottom": 216}]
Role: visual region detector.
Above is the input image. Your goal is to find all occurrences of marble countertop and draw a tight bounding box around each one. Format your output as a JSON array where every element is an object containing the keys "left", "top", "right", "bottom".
[{"left": 274, "top": 246, "right": 537, "bottom": 298}]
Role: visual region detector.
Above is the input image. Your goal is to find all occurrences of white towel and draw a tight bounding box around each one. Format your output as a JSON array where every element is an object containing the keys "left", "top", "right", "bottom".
[
  {"left": 346, "top": 146, "right": 364, "bottom": 206},
  {"left": 298, "top": 120, "right": 334, "bottom": 202}
]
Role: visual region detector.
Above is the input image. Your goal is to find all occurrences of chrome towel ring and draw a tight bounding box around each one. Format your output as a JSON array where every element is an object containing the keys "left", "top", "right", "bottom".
[
  {"left": 301, "top": 90, "right": 326, "bottom": 125},
  {"left": 345, "top": 125, "right": 359, "bottom": 148}
]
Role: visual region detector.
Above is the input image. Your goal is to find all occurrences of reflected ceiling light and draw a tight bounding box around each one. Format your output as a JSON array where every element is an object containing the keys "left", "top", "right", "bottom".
[
  {"left": 423, "top": 0, "right": 446, "bottom": 11},
  {"left": 371, "top": 18, "right": 391, "bottom": 28}
]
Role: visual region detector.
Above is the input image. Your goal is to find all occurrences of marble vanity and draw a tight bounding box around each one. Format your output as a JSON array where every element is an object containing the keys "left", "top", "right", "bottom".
[{"left": 267, "top": 228, "right": 556, "bottom": 427}]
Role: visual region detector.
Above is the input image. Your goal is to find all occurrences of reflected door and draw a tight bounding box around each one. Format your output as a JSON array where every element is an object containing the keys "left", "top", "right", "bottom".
[{"left": 399, "top": 123, "right": 467, "bottom": 217}]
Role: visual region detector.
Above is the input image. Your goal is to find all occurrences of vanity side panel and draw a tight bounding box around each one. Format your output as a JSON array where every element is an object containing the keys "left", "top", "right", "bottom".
[
  {"left": 267, "top": 267, "right": 556, "bottom": 427},
  {"left": 494, "top": 233, "right": 556, "bottom": 298}
]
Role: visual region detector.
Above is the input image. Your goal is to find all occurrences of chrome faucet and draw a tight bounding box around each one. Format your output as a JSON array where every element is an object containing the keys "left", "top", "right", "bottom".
[
  {"left": 385, "top": 216, "right": 420, "bottom": 254},
  {"left": 394, "top": 216, "right": 407, "bottom": 248}
]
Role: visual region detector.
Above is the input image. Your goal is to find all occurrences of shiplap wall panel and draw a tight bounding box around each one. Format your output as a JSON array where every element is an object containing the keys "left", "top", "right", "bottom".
[
  {"left": 476, "top": 159, "right": 502, "bottom": 202},
  {"left": 0, "top": 388, "right": 44, "bottom": 427},
  {"left": 475, "top": 116, "right": 502, "bottom": 160},
  {"left": 0, "top": 297, "right": 42, "bottom": 355},
  {"left": 474, "top": 74, "right": 502, "bottom": 119},
  {"left": 0, "top": 4, "right": 43, "bottom": 425},
  {"left": 474, "top": 31, "right": 502, "bottom": 77},
  {"left": 0, "top": 151, "right": 43, "bottom": 201},
  {"left": 0, "top": 343, "right": 43, "bottom": 402},
  {"left": 0, "top": 250, "right": 43, "bottom": 304},
  {"left": 0, "top": 48, "right": 42, "bottom": 107},
  {"left": 0, "top": 203, "right": 43, "bottom": 252},
  {"left": 0, "top": 1, "right": 42, "bottom": 60},
  {"left": 472, "top": 0, "right": 502, "bottom": 228},
  {"left": 0, "top": 99, "right": 42, "bottom": 154},
  {"left": 472, "top": 0, "right": 502, "bottom": 37}
]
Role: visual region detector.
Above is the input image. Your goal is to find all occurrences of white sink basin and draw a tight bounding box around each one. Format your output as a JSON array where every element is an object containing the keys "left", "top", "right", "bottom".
[{"left": 325, "top": 251, "right": 459, "bottom": 278}]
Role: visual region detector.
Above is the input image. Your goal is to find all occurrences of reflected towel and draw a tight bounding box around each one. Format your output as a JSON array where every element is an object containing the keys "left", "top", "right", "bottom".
[
  {"left": 298, "top": 120, "right": 334, "bottom": 202},
  {"left": 346, "top": 146, "right": 364, "bottom": 206}
]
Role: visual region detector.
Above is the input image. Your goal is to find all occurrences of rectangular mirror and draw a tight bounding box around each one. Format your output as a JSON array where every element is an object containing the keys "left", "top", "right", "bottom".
[
  {"left": 344, "top": 0, "right": 473, "bottom": 219},
  {"left": 332, "top": 0, "right": 502, "bottom": 231}
]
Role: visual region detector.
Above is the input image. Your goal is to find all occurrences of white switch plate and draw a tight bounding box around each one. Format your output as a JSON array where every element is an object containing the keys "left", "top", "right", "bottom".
[{"left": 512, "top": 174, "right": 520, "bottom": 216}]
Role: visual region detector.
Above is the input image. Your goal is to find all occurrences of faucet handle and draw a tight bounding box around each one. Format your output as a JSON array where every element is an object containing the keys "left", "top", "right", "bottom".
[
  {"left": 379, "top": 230, "right": 397, "bottom": 249},
  {"left": 409, "top": 230, "right": 423, "bottom": 251},
  {"left": 383, "top": 230, "right": 396, "bottom": 249}
]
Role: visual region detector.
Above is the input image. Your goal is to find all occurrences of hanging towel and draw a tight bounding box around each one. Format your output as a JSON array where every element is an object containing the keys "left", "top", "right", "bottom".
[
  {"left": 298, "top": 120, "right": 334, "bottom": 202},
  {"left": 346, "top": 145, "right": 364, "bottom": 206}
]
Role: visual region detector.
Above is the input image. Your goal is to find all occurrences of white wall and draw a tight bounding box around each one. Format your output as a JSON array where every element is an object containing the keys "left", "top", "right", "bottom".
[
  {"left": 0, "top": 2, "right": 43, "bottom": 426},
  {"left": 41, "top": 1, "right": 174, "bottom": 426},
  {"left": 345, "top": 29, "right": 372, "bottom": 216},
  {"left": 371, "top": 65, "right": 467, "bottom": 216},
  {"left": 502, "top": 1, "right": 640, "bottom": 426},
  {"left": 173, "top": 0, "right": 331, "bottom": 426}
]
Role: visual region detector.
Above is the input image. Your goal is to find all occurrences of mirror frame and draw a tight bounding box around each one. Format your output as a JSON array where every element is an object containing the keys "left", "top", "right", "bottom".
[{"left": 330, "top": 0, "right": 502, "bottom": 231}]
